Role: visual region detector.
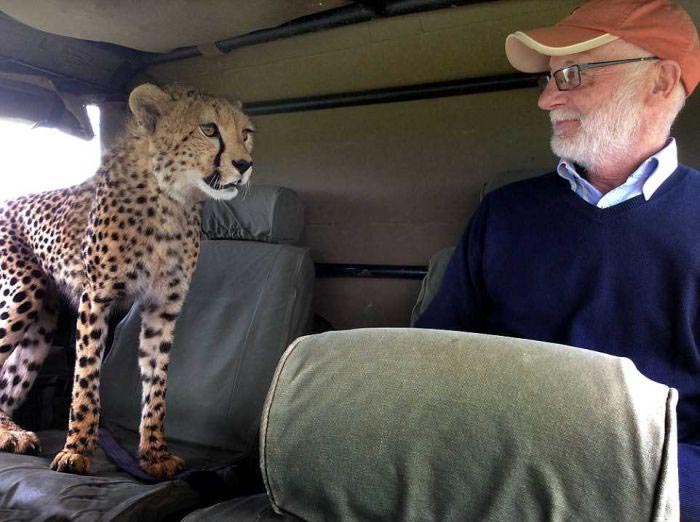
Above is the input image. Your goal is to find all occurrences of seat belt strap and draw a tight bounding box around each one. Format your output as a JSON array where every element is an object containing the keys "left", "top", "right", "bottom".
[
  {"left": 97, "top": 427, "right": 232, "bottom": 502},
  {"left": 98, "top": 427, "right": 158, "bottom": 482}
]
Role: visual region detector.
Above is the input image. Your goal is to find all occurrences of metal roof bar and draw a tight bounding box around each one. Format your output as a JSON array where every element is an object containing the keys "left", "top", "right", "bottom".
[
  {"left": 315, "top": 263, "right": 428, "bottom": 279},
  {"left": 244, "top": 73, "right": 539, "bottom": 116}
]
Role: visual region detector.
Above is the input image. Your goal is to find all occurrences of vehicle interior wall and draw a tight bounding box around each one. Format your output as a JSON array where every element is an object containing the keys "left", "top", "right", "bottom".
[{"left": 96, "top": 0, "right": 700, "bottom": 329}]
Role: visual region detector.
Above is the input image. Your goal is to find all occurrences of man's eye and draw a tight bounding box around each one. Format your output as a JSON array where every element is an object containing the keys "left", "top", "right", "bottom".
[{"left": 200, "top": 123, "right": 219, "bottom": 137}]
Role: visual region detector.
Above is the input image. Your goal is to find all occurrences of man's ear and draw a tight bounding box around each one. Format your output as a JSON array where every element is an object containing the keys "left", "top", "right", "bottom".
[
  {"left": 651, "top": 60, "right": 683, "bottom": 100},
  {"left": 128, "top": 84, "right": 171, "bottom": 133}
]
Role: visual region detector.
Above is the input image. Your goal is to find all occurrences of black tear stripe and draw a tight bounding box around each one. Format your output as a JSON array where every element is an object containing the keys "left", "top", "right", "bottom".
[
  {"left": 202, "top": 134, "right": 226, "bottom": 188},
  {"left": 214, "top": 134, "right": 225, "bottom": 170}
]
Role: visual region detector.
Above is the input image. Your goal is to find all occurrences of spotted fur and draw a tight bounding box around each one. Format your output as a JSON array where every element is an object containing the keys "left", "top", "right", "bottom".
[{"left": 0, "top": 84, "right": 254, "bottom": 479}]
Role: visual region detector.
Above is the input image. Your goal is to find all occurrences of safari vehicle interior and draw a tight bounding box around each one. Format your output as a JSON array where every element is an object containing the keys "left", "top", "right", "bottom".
[{"left": 0, "top": 0, "right": 696, "bottom": 520}]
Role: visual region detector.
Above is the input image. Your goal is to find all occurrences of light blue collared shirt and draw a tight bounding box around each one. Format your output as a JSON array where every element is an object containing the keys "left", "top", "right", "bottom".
[{"left": 556, "top": 139, "right": 679, "bottom": 208}]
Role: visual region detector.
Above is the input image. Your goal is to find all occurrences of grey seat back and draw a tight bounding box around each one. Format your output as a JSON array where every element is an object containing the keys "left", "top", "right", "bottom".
[
  {"left": 478, "top": 168, "right": 548, "bottom": 200},
  {"left": 410, "top": 246, "right": 454, "bottom": 325},
  {"left": 412, "top": 169, "right": 547, "bottom": 323},
  {"left": 101, "top": 185, "right": 314, "bottom": 456},
  {"left": 260, "top": 328, "right": 679, "bottom": 521}
]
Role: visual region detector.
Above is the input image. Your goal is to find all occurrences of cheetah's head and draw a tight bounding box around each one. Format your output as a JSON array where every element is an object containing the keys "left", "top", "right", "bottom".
[{"left": 128, "top": 83, "right": 254, "bottom": 202}]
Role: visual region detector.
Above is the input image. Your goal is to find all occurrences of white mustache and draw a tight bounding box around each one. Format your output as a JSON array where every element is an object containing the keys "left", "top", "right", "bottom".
[{"left": 550, "top": 110, "right": 582, "bottom": 124}]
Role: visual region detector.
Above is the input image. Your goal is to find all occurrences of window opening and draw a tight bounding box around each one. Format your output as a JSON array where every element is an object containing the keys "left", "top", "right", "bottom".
[{"left": 0, "top": 105, "right": 101, "bottom": 202}]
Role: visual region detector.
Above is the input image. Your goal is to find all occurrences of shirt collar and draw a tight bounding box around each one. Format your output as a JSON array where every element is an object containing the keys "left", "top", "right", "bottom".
[
  {"left": 556, "top": 138, "right": 678, "bottom": 201},
  {"left": 640, "top": 138, "right": 678, "bottom": 200}
]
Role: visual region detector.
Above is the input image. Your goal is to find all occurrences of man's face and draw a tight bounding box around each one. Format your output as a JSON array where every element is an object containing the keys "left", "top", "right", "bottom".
[{"left": 537, "top": 44, "right": 649, "bottom": 169}]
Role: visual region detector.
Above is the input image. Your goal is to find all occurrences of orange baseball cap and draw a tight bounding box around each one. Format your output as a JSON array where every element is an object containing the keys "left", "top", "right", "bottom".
[{"left": 505, "top": 0, "right": 700, "bottom": 96}]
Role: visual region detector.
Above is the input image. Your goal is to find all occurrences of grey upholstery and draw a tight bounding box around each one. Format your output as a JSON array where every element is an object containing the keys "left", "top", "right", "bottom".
[
  {"left": 102, "top": 239, "right": 313, "bottom": 453},
  {"left": 478, "top": 168, "right": 548, "bottom": 200},
  {"left": 183, "top": 493, "right": 292, "bottom": 522},
  {"left": 412, "top": 169, "right": 546, "bottom": 323},
  {"left": 256, "top": 329, "right": 679, "bottom": 521},
  {"left": 0, "top": 185, "right": 314, "bottom": 521},
  {"left": 0, "top": 430, "right": 201, "bottom": 521},
  {"left": 410, "top": 246, "right": 454, "bottom": 325},
  {"left": 201, "top": 184, "right": 304, "bottom": 245}
]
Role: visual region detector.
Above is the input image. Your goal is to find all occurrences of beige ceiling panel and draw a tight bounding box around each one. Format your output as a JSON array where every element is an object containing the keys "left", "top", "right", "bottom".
[
  {"left": 0, "top": 0, "right": 350, "bottom": 52},
  {"left": 418, "top": 0, "right": 575, "bottom": 32},
  {"left": 367, "top": 14, "right": 423, "bottom": 42},
  {"left": 1, "top": 0, "right": 698, "bottom": 57},
  {"left": 150, "top": 0, "right": 700, "bottom": 103}
]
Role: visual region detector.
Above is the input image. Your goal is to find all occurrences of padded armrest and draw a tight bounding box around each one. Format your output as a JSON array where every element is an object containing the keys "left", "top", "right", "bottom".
[{"left": 260, "top": 328, "right": 679, "bottom": 521}]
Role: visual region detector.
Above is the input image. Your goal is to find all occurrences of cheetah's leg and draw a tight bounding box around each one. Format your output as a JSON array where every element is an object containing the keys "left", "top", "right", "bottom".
[
  {"left": 0, "top": 300, "right": 58, "bottom": 455},
  {"left": 136, "top": 301, "right": 185, "bottom": 479},
  {"left": 0, "top": 252, "right": 58, "bottom": 455},
  {"left": 50, "top": 291, "right": 111, "bottom": 475}
]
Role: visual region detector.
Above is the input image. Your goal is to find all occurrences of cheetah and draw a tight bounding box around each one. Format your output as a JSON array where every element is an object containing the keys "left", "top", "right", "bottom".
[{"left": 0, "top": 84, "right": 254, "bottom": 479}]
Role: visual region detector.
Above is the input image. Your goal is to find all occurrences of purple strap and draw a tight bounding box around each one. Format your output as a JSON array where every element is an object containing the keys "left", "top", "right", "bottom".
[
  {"left": 98, "top": 427, "right": 160, "bottom": 482},
  {"left": 97, "top": 427, "right": 232, "bottom": 503}
]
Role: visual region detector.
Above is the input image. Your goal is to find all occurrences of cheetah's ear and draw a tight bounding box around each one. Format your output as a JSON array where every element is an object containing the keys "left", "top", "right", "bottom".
[{"left": 128, "top": 84, "right": 171, "bottom": 134}]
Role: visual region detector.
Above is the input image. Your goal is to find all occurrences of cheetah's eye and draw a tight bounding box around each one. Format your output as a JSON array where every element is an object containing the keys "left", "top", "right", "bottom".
[
  {"left": 243, "top": 128, "right": 255, "bottom": 141},
  {"left": 200, "top": 123, "right": 219, "bottom": 137}
]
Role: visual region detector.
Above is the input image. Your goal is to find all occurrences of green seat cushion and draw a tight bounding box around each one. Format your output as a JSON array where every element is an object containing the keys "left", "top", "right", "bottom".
[{"left": 260, "top": 328, "right": 679, "bottom": 521}]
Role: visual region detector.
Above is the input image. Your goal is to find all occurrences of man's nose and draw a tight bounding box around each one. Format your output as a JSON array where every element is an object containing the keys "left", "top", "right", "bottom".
[
  {"left": 232, "top": 159, "right": 252, "bottom": 173},
  {"left": 537, "top": 77, "right": 566, "bottom": 111}
]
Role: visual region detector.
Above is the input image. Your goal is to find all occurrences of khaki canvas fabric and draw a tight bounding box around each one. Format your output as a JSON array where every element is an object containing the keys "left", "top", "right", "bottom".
[{"left": 260, "top": 328, "right": 679, "bottom": 521}]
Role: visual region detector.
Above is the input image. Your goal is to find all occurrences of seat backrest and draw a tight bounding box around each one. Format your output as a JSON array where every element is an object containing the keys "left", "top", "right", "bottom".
[
  {"left": 100, "top": 185, "right": 314, "bottom": 456},
  {"left": 260, "top": 328, "right": 679, "bottom": 521},
  {"left": 412, "top": 169, "right": 548, "bottom": 323},
  {"left": 478, "top": 168, "right": 548, "bottom": 201},
  {"left": 410, "top": 246, "right": 454, "bottom": 325}
]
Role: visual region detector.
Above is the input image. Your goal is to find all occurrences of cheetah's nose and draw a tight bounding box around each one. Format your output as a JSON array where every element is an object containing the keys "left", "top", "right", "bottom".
[{"left": 232, "top": 159, "right": 252, "bottom": 174}]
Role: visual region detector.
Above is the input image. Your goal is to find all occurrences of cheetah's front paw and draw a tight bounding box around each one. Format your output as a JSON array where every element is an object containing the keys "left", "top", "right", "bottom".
[
  {"left": 0, "top": 427, "right": 41, "bottom": 455},
  {"left": 51, "top": 450, "right": 92, "bottom": 475},
  {"left": 139, "top": 450, "right": 184, "bottom": 480}
]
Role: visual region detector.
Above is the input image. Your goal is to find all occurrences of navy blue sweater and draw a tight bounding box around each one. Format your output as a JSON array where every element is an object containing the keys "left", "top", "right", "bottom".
[{"left": 416, "top": 166, "right": 700, "bottom": 516}]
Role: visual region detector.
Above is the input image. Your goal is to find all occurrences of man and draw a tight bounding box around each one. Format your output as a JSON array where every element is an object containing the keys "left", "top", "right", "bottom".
[{"left": 415, "top": 0, "right": 700, "bottom": 517}]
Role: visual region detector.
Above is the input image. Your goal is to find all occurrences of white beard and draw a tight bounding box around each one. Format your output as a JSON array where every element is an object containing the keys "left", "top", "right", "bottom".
[{"left": 549, "top": 81, "right": 644, "bottom": 170}]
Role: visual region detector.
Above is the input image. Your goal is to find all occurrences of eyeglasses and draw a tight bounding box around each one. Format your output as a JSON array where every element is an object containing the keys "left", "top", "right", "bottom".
[{"left": 538, "top": 56, "right": 659, "bottom": 92}]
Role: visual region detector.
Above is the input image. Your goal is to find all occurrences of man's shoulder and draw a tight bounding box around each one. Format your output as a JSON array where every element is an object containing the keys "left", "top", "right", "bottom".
[
  {"left": 661, "top": 163, "right": 700, "bottom": 195},
  {"left": 677, "top": 163, "right": 700, "bottom": 179}
]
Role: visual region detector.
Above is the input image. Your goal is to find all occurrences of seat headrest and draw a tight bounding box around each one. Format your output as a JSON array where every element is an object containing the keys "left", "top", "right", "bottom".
[
  {"left": 201, "top": 185, "right": 303, "bottom": 244},
  {"left": 260, "top": 328, "right": 679, "bottom": 521}
]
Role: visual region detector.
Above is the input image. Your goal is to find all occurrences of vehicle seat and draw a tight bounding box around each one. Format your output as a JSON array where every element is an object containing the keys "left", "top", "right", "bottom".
[
  {"left": 410, "top": 246, "right": 454, "bottom": 325},
  {"left": 184, "top": 328, "right": 679, "bottom": 521},
  {"left": 411, "top": 169, "right": 547, "bottom": 324},
  {"left": 478, "top": 168, "right": 548, "bottom": 201},
  {"left": 0, "top": 184, "right": 314, "bottom": 521}
]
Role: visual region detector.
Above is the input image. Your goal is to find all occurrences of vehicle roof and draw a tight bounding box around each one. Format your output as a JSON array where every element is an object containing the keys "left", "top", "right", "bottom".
[{"left": 1, "top": 0, "right": 698, "bottom": 99}]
